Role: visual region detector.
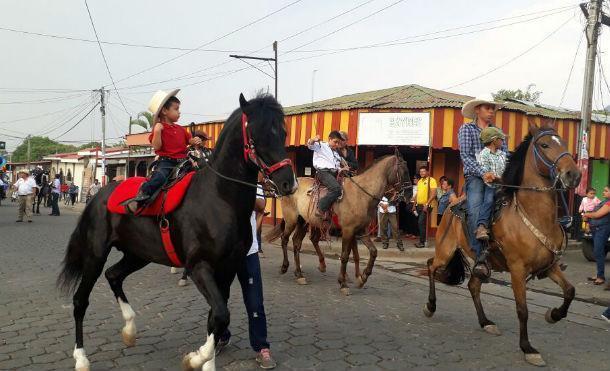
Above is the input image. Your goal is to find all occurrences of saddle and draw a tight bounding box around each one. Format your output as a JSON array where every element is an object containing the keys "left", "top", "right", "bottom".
[
  {"left": 107, "top": 168, "right": 195, "bottom": 216},
  {"left": 306, "top": 175, "right": 344, "bottom": 220}
]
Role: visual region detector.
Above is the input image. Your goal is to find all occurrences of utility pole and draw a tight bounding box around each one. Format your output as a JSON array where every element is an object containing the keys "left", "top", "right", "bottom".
[
  {"left": 576, "top": 0, "right": 609, "bottom": 195},
  {"left": 99, "top": 87, "right": 107, "bottom": 186},
  {"left": 26, "top": 135, "right": 31, "bottom": 168},
  {"left": 230, "top": 41, "right": 279, "bottom": 98}
]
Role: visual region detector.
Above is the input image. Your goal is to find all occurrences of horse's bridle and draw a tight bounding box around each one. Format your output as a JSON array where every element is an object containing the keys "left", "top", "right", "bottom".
[
  {"left": 242, "top": 113, "right": 292, "bottom": 178},
  {"left": 531, "top": 129, "right": 572, "bottom": 189}
]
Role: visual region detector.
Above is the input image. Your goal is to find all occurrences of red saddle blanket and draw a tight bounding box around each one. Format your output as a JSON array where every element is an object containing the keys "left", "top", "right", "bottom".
[{"left": 107, "top": 172, "right": 195, "bottom": 216}]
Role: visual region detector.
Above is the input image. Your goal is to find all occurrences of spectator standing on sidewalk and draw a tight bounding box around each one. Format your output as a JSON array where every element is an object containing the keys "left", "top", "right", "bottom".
[
  {"left": 68, "top": 183, "right": 79, "bottom": 206},
  {"left": 13, "top": 170, "right": 37, "bottom": 223},
  {"left": 582, "top": 185, "right": 610, "bottom": 287},
  {"left": 50, "top": 174, "right": 61, "bottom": 216},
  {"left": 87, "top": 179, "right": 101, "bottom": 203},
  {"left": 437, "top": 178, "right": 457, "bottom": 225},
  {"left": 412, "top": 167, "right": 437, "bottom": 248},
  {"left": 378, "top": 196, "right": 404, "bottom": 251}
]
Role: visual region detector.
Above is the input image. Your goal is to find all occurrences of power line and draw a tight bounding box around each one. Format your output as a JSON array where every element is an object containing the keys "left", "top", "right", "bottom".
[
  {"left": 37, "top": 101, "right": 96, "bottom": 136},
  {"left": 112, "top": 0, "right": 304, "bottom": 86},
  {"left": 112, "top": 0, "right": 379, "bottom": 92},
  {"left": 0, "top": 101, "right": 92, "bottom": 125},
  {"left": 0, "top": 25, "right": 249, "bottom": 53},
  {"left": 54, "top": 102, "right": 100, "bottom": 139},
  {"left": 83, "top": 0, "right": 130, "bottom": 115},
  {"left": 0, "top": 92, "right": 88, "bottom": 104},
  {"left": 557, "top": 26, "right": 586, "bottom": 106},
  {"left": 283, "top": 0, "right": 407, "bottom": 54},
  {"left": 444, "top": 15, "right": 574, "bottom": 90}
]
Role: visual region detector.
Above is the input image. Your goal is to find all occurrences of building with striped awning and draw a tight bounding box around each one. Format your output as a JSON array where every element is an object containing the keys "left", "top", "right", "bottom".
[{"left": 126, "top": 84, "right": 610, "bottom": 230}]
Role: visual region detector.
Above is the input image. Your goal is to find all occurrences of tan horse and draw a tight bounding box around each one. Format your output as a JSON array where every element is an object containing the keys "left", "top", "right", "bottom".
[
  {"left": 266, "top": 154, "right": 410, "bottom": 295},
  {"left": 424, "top": 121, "right": 581, "bottom": 367}
]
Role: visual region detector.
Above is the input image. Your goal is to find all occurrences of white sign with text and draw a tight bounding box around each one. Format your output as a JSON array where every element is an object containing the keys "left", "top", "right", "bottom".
[{"left": 357, "top": 112, "right": 430, "bottom": 146}]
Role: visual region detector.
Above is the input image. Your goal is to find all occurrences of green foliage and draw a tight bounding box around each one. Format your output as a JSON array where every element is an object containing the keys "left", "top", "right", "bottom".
[
  {"left": 129, "top": 111, "right": 153, "bottom": 131},
  {"left": 492, "top": 84, "right": 542, "bottom": 103},
  {"left": 11, "top": 136, "right": 77, "bottom": 162},
  {"left": 76, "top": 142, "right": 101, "bottom": 150}
]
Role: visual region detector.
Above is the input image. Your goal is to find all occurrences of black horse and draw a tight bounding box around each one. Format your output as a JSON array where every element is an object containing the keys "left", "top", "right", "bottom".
[
  {"left": 57, "top": 93, "right": 296, "bottom": 371},
  {"left": 32, "top": 171, "right": 50, "bottom": 214}
]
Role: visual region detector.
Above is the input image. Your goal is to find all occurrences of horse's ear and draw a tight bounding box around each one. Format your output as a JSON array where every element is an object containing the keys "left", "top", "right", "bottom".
[
  {"left": 239, "top": 93, "right": 249, "bottom": 111},
  {"left": 527, "top": 116, "right": 539, "bottom": 135},
  {"left": 540, "top": 118, "right": 556, "bottom": 130}
]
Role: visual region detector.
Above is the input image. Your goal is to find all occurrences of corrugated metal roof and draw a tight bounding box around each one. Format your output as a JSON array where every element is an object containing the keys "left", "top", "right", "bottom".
[{"left": 284, "top": 84, "right": 606, "bottom": 123}]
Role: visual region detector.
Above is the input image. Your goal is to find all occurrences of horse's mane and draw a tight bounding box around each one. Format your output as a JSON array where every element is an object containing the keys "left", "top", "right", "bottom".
[
  {"left": 213, "top": 93, "right": 284, "bottom": 155},
  {"left": 501, "top": 132, "right": 532, "bottom": 196},
  {"left": 360, "top": 155, "right": 393, "bottom": 172}
]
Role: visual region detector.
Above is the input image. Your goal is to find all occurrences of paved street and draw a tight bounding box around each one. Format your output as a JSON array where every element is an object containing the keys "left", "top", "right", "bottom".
[{"left": 1, "top": 202, "right": 610, "bottom": 370}]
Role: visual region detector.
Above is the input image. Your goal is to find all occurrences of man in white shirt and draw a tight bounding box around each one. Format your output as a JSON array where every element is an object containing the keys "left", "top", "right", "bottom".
[
  {"left": 307, "top": 131, "right": 344, "bottom": 218},
  {"left": 13, "top": 170, "right": 37, "bottom": 222},
  {"left": 378, "top": 196, "right": 404, "bottom": 251}
]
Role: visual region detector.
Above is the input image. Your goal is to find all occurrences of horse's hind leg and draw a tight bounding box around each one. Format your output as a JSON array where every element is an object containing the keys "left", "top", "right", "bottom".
[
  {"left": 104, "top": 253, "right": 149, "bottom": 347},
  {"left": 357, "top": 235, "right": 377, "bottom": 288},
  {"left": 468, "top": 275, "right": 501, "bottom": 335},
  {"left": 352, "top": 239, "right": 361, "bottom": 283},
  {"left": 309, "top": 227, "right": 327, "bottom": 273},
  {"left": 280, "top": 222, "right": 297, "bottom": 274},
  {"left": 73, "top": 252, "right": 111, "bottom": 371},
  {"left": 544, "top": 264, "right": 575, "bottom": 324},
  {"left": 179, "top": 269, "right": 189, "bottom": 287},
  {"left": 183, "top": 260, "right": 229, "bottom": 371},
  {"left": 292, "top": 222, "right": 308, "bottom": 285},
  {"left": 509, "top": 266, "right": 545, "bottom": 367}
]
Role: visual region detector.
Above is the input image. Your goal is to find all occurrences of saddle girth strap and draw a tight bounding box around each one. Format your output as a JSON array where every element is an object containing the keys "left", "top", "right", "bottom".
[
  {"left": 513, "top": 193, "right": 562, "bottom": 258},
  {"left": 158, "top": 190, "right": 183, "bottom": 267}
]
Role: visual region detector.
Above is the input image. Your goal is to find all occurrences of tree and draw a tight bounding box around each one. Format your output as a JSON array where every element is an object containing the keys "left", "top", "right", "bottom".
[
  {"left": 11, "top": 136, "right": 77, "bottom": 163},
  {"left": 129, "top": 111, "right": 153, "bottom": 131},
  {"left": 492, "top": 84, "right": 542, "bottom": 103}
]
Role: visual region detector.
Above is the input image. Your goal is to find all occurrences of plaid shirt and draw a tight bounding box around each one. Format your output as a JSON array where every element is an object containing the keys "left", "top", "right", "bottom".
[
  {"left": 477, "top": 148, "right": 507, "bottom": 178},
  {"left": 458, "top": 122, "right": 508, "bottom": 178}
]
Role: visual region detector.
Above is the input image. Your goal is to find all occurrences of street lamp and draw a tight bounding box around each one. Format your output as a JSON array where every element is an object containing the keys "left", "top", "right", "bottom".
[{"left": 230, "top": 41, "right": 278, "bottom": 98}]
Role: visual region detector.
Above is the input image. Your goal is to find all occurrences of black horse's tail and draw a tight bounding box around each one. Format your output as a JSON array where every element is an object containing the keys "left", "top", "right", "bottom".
[
  {"left": 56, "top": 212, "right": 91, "bottom": 295},
  {"left": 265, "top": 219, "right": 285, "bottom": 243},
  {"left": 435, "top": 249, "right": 467, "bottom": 286}
]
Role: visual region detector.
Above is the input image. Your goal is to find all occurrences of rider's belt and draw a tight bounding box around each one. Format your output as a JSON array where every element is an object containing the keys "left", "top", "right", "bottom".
[
  {"left": 158, "top": 156, "right": 187, "bottom": 162},
  {"left": 317, "top": 168, "right": 338, "bottom": 175}
]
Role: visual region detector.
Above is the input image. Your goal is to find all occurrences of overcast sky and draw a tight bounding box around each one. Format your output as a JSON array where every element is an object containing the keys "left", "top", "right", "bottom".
[{"left": 1, "top": 0, "right": 609, "bottom": 152}]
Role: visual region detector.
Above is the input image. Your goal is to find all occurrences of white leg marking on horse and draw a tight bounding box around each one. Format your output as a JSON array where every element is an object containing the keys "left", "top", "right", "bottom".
[
  {"left": 73, "top": 346, "right": 90, "bottom": 371},
  {"left": 118, "top": 298, "right": 136, "bottom": 346},
  {"left": 202, "top": 350, "right": 216, "bottom": 371},
  {"left": 186, "top": 333, "right": 215, "bottom": 370}
]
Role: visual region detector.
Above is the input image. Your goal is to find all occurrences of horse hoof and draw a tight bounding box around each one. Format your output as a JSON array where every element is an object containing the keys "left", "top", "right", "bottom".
[
  {"left": 280, "top": 267, "right": 288, "bottom": 275},
  {"left": 182, "top": 353, "right": 196, "bottom": 371},
  {"left": 170, "top": 267, "right": 179, "bottom": 274},
  {"left": 356, "top": 275, "right": 365, "bottom": 288},
  {"left": 545, "top": 308, "right": 557, "bottom": 324},
  {"left": 483, "top": 324, "right": 501, "bottom": 336},
  {"left": 340, "top": 287, "right": 351, "bottom": 296},
  {"left": 318, "top": 265, "right": 326, "bottom": 273},
  {"left": 178, "top": 279, "right": 187, "bottom": 287},
  {"left": 525, "top": 353, "right": 546, "bottom": 367},
  {"left": 75, "top": 366, "right": 90, "bottom": 371},
  {"left": 423, "top": 304, "right": 434, "bottom": 318},
  {"left": 121, "top": 328, "right": 136, "bottom": 347},
  {"left": 296, "top": 277, "right": 308, "bottom": 285}
]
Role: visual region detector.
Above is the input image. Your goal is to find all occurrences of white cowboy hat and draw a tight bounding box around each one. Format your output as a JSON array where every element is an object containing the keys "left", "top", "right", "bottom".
[
  {"left": 148, "top": 89, "right": 180, "bottom": 125},
  {"left": 461, "top": 94, "right": 504, "bottom": 120}
]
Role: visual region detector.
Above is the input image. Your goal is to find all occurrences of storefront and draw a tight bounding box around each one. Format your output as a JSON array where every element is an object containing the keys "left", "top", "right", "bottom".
[{"left": 125, "top": 84, "right": 610, "bottom": 234}]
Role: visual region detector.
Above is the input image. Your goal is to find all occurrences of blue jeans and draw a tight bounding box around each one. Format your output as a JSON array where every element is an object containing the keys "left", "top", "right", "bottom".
[
  {"left": 477, "top": 184, "right": 495, "bottom": 228},
  {"left": 465, "top": 176, "right": 486, "bottom": 257},
  {"left": 221, "top": 253, "right": 269, "bottom": 352},
  {"left": 592, "top": 224, "right": 610, "bottom": 279},
  {"left": 140, "top": 159, "right": 179, "bottom": 196}
]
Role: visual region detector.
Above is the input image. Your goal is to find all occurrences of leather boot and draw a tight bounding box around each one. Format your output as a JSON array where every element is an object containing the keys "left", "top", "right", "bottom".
[
  {"left": 473, "top": 243, "right": 491, "bottom": 280},
  {"left": 132, "top": 191, "right": 150, "bottom": 203},
  {"left": 475, "top": 224, "right": 489, "bottom": 241}
]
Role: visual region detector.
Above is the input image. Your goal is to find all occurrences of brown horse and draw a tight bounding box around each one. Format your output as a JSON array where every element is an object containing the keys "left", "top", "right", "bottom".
[
  {"left": 266, "top": 154, "right": 410, "bottom": 295},
  {"left": 424, "top": 121, "right": 581, "bottom": 367}
]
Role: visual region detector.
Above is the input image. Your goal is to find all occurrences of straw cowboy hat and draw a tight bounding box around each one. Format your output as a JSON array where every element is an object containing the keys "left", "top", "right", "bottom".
[
  {"left": 461, "top": 94, "right": 504, "bottom": 120},
  {"left": 148, "top": 89, "right": 180, "bottom": 125}
]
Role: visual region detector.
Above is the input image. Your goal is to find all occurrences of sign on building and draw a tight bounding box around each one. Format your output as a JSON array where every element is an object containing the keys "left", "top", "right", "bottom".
[{"left": 357, "top": 112, "right": 430, "bottom": 146}]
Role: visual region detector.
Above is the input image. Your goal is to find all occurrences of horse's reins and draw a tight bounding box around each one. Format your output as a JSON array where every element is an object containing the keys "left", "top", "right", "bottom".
[{"left": 345, "top": 155, "right": 412, "bottom": 203}]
